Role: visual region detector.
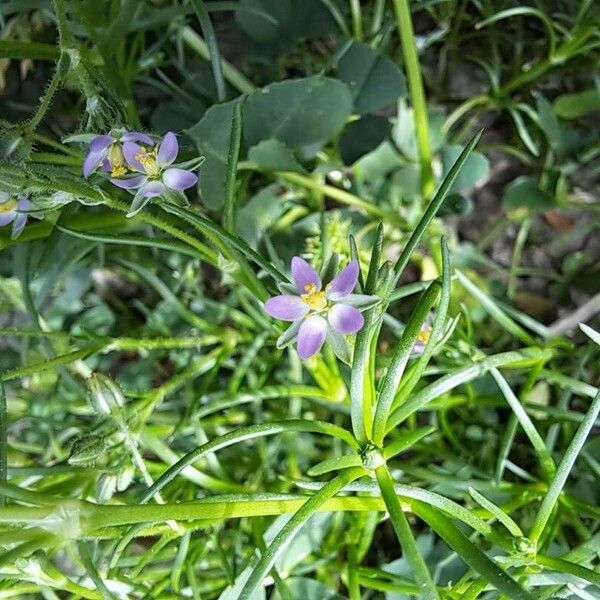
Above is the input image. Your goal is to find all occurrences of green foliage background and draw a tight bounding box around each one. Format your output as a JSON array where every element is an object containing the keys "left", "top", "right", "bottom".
[{"left": 0, "top": 1, "right": 599, "bottom": 598}]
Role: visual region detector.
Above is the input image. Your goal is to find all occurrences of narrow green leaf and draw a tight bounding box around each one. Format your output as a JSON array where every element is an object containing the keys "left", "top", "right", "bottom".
[
  {"left": 350, "top": 222, "right": 383, "bottom": 445},
  {"left": 529, "top": 386, "right": 600, "bottom": 543},
  {"left": 372, "top": 281, "right": 441, "bottom": 445},
  {"left": 580, "top": 323, "right": 600, "bottom": 346},
  {"left": 223, "top": 99, "right": 243, "bottom": 232},
  {"left": 1, "top": 345, "right": 104, "bottom": 382},
  {"left": 0, "top": 384, "right": 6, "bottom": 507},
  {"left": 455, "top": 269, "right": 537, "bottom": 345},
  {"left": 239, "top": 467, "right": 365, "bottom": 600},
  {"left": 386, "top": 348, "right": 554, "bottom": 431},
  {"left": 393, "top": 237, "right": 451, "bottom": 407},
  {"left": 163, "top": 202, "right": 289, "bottom": 285},
  {"left": 0, "top": 39, "right": 60, "bottom": 60},
  {"left": 414, "top": 501, "right": 535, "bottom": 600},
  {"left": 141, "top": 420, "right": 360, "bottom": 502},
  {"left": 190, "top": 0, "right": 226, "bottom": 101},
  {"left": 468, "top": 488, "right": 523, "bottom": 537},
  {"left": 382, "top": 426, "right": 436, "bottom": 460},
  {"left": 392, "top": 131, "right": 482, "bottom": 285},
  {"left": 57, "top": 225, "right": 217, "bottom": 263},
  {"left": 491, "top": 368, "right": 555, "bottom": 479},
  {"left": 307, "top": 455, "right": 362, "bottom": 476}
]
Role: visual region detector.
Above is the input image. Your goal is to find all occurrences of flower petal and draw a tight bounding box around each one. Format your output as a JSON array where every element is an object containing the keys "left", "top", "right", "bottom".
[
  {"left": 126, "top": 182, "right": 165, "bottom": 218},
  {"left": 89, "top": 134, "right": 114, "bottom": 153},
  {"left": 412, "top": 340, "right": 426, "bottom": 355},
  {"left": 83, "top": 149, "right": 107, "bottom": 178},
  {"left": 297, "top": 315, "right": 327, "bottom": 359},
  {"left": 328, "top": 303, "right": 364, "bottom": 334},
  {"left": 122, "top": 131, "right": 154, "bottom": 145},
  {"left": 0, "top": 211, "right": 15, "bottom": 226},
  {"left": 265, "top": 295, "right": 308, "bottom": 321},
  {"left": 157, "top": 131, "right": 179, "bottom": 166},
  {"left": 326, "top": 260, "right": 359, "bottom": 300},
  {"left": 141, "top": 180, "right": 166, "bottom": 198},
  {"left": 291, "top": 256, "right": 321, "bottom": 294},
  {"left": 162, "top": 168, "right": 197, "bottom": 190},
  {"left": 122, "top": 142, "right": 146, "bottom": 172},
  {"left": 110, "top": 175, "right": 146, "bottom": 190},
  {"left": 11, "top": 212, "right": 27, "bottom": 239}
]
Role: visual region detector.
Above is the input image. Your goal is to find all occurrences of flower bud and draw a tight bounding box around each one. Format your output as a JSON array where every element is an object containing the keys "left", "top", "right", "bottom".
[
  {"left": 96, "top": 473, "right": 117, "bottom": 502},
  {"left": 360, "top": 444, "right": 385, "bottom": 471},
  {"left": 68, "top": 434, "right": 106, "bottom": 466},
  {"left": 87, "top": 374, "right": 124, "bottom": 416}
]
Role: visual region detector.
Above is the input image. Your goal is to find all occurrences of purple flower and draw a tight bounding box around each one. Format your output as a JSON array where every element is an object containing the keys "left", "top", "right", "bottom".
[
  {"left": 83, "top": 130, "right": 154, "bottom": 178},
  {"left": 110, "top": 131, "right": 198, "bottom": 217},
  {"left": 265, "top": 257, "right": 379, "bottom": 359},
  {"left": 0, "top": 193, "right": 29, "bottom": 239},
  {"left": 413, "top": 322, "right": 432, "bottom": 355}
]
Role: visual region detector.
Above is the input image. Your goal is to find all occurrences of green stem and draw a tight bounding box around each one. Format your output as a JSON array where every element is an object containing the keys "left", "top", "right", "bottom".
[
  {"left": 52, "top": 0, "right": 75, "bottom": 47},
  {"left": 347, "top": 543, "right": 361, "bottom": 600},
  {"left": 25, "top": 52, "right": 69, "bottom": 132},
  {"left": 391, "top": 0, "right": 434, "bottom": 198},
  {"left": 507, "top": 216, "right": 531, "bottom": 299},
  {"left": 350, "top": 0, "right": 363, "bottom": 40},
  {"left": 375, "top": 465, "right": 439, "bottom": 599},
  {"left": 181, "top": 26, "right": 254, "bottom": 95}
]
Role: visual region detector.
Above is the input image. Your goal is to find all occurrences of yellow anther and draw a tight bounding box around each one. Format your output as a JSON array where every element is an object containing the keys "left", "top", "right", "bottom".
[
  {"left": 110, "top": 165, "right": 128, "bottom": 178},
  {"left": 0, "top": 199, "right": 16, "bottom": 214},
  {"left": 417, "top": 327, "right": 431, "bottom": 345},
  {"left": 134, "top": 148, "right": 159, "bottom": 177},
  {"left": 301, "top": 289, "right": 328, "bottom": 311}
]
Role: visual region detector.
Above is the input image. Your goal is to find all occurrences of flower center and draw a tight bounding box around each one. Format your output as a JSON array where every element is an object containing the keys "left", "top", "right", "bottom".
[
  {"left": 417, "top": 327, "right": 431, "bottom": 345},
  {"left": 135, "top": 146, "right": 160, "bottom": 178},
  {"left": 301, "top": 283, "right": 328, "bottom": 311},
  {"left": 0, "top": 199, "right": 16, "bottom": 214},
  {"left": 107, "top": 143, "right": 131, "bottom": 178}
]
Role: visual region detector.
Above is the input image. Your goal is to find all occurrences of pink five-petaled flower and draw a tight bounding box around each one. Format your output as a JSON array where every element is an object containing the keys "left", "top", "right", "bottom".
[
  {"left": 110, "top": 131, "right": 198, "bottom": 217},
  {"left": 265, "top": 256, "right": 379, "bottom": 360},
  {"left": 0, "top": 192, "right": 29, "bottom": 239},
  {"left": 83, "top": 129, "right": 154, "bottom": 179}
]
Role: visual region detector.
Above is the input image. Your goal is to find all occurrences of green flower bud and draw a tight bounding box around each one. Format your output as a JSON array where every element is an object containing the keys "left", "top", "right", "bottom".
[
  {"left": 361, "top": 443, "right": 385, "bottom": 471},
  {"left": 68, "top": 434, "right": 106, "bottom": 466},
  {"left": 88, "top": 374, "right": 124, "bottom": 416}
]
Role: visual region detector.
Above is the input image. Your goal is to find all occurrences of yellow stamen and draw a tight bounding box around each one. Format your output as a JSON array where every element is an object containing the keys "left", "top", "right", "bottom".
[
  {"left": 301, "top": 283, "right": 328, "bottom": 311},
  {"left": 417, "top": 327, "right": 431, "bottom": 345},
  {"left": 135, "top": 147, "right": 160, "bottom": 177},
  {"left": 110, "top": 165, "right": 128, "bottom": 178},
  {"left": 0, "top": 199, "right": 16, "bottom": 214}
]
